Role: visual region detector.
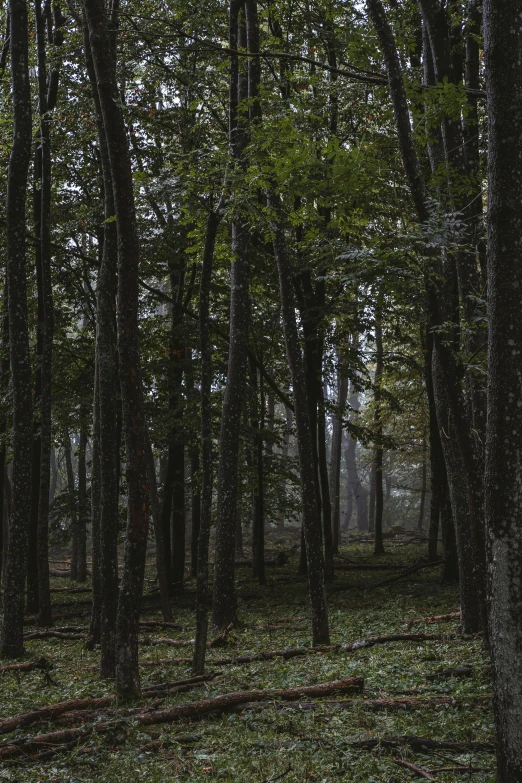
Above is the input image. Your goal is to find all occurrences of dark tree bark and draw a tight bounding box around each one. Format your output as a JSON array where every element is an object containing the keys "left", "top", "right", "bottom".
[
  {"left": 268, "top": 192, "right": 330, "bottom": 645},
  {"left": 373, "top": 302, "right": 385, "bottom": 555},
  {"left": 88, "top": 368, "right": 102, "bottom": 647},
  {"left": 0, "top": 0, "right": 34, "bottom": 659},
  {"left": 483, "top": 0, "right": 522, "bottom": 777},
  {"left": 0, "top": 299, "right": 8, "bottom": 590},
  {"left": 331, "top": 366, "right": 348, "bottom": 552},
  {"left": 440, "top": 476, "right": 458, "bottom": 583},
  {"left": 192, "top": 208, "right": 222, "bottom": 675},
  {"left": 82, "top": 0, "right": 151, "bottom": 700},
  {"left": 211, "top": 0, "right": 251, "bottom": 630}
]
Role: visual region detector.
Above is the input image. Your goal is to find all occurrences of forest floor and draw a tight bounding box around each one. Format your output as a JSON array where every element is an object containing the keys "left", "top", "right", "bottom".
[{"left": 0, "top": 535, "right": 493, "bottom": 782}]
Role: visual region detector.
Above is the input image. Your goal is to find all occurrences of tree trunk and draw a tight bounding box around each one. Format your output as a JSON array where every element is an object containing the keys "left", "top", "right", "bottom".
[
  {"left": 211, "top": 1, "right": 251, "bottom": 630},
  {"left": 0, "top": 0, "right": 34, "bottom": 659},
  {"left": 65, "top": 432, "right": 78, "bottom": 579},
  {"left": 190, "top": 447, "right": 201, "bottom": 579},
  {"left": 34, "top": 0, "right": 57, "bottom": 630},
  {"left": 440, "top": 476, "right": 458, "bottom": 583},
  {"left": 76, "top": 417, "right": 88, "bottom": 584},
  {"left": 82, "top": 19, "right": 120, "bottom": 672},
  {"left": 483, "top": 0, "right": 522, "bottom": 777},
  {"left": 82, "top": 0, "right": 151, "bottom": 700},
  {"left": 192, "top": 208, "right": 221, "bottom": 675},
  {"left": 88, "top": 368, "right": 102, "bottom": 647},
  {"left": 417, "top": 439, "right": 427, "bottom": 530},
  {"left": 269, "top": 192, "right": 329, "bottom": 646},
  {"left": 367, "top": 0, "right": 485, "bottom": 633},
  {"left": 249, "top": 356, "right": 265, "bottom": 586},
  {"left": 373, "top": 304, "right": 385, "bottom": 555},
  {"left": 331, "top": 367, "right": 348, "bottom": 553},
  {"left": 368, "top": 461, "right": 376, "bottom": 533}
]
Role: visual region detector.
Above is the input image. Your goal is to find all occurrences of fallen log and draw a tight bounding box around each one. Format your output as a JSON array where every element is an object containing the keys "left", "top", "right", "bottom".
[
  {"left": 347, "top": 735, "right": 495, "bottom": 753},
  {"left": 24, "top": 631, "right": 87, "bottom": 641},
  {"left": 341, "top": 633, "right": 455, "bottom": 651},
  {"left": 139, "top": 621, "right": 185, "bottom": 631},
  {"left": 334, "top": 563, "right": 408, "bottom": 571},
  {"left": 0, "top": 673, "right": 218, "bottom": 736},
  {"left": 393, "top": 757, "right": 440, "bottom": 781},
  {"left": 425, "top": 666, "right": 474, "bottom": 680},
  {"left": 406, "top": 612, "right": 461, "bottom": 632},
  {"left": 132, "top": 634, "right": 456, "bottom": 669},
  {"left": 225, "top": 695, "right": 491, "bottom": 714},
  {"left": 0, "top": 658, "right": 51, "bottom": 674},
  {"left": 0, "top": 677, "right": 364, "bottom": 760},
  {"left": 50, "top": 587, "right": 91, "bottom": 594},
  {"left": 427, "top": 767, "right": 488, "bottom": 775}
]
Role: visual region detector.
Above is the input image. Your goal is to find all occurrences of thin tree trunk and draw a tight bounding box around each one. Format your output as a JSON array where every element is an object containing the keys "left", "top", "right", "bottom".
[
  {"left": 373, "top": 301, "right": 385, "bottom": 555},
  {"left": 82, "top": 0, "right": 151, "bottom": 700},
  {"left": 331, "top": 368, "right": 348, "bottom": 552},
  {"left": 417, "top": 438, "right": 427, "bottom": 530},
  {"left": 82, "top": 20, "right": 120, "bottom": 673},
  {"left": 268, "top": 192, "right": 329, "bottom": 646},
  {"left": 211, "top": 0, "right": 251, "bottom": 630},
  {"left": 190, "top": 447, "right": 201, "bottom": 579},
  {"left": 88, "top": 368, "right": 101, "bottom": 648},
  {"left": 34, "top": 0, "right": 56, "bottom": 630},
  {"left": 0, "top": 0, "right": 33, "bottom": 659},
  {"left": 76, "top": 417, "right": 88, "bottom": 583},
  {"left": 250, "top": 356, "right": 265, "bottom": 586},
  {"left": 65, "top": 431, "right": 78, "bottom": 578},
  {"left": 483, "top": 0, "right": 522, "bottom": 777},
  {"left": 368, "top": 461, "right": 376, "bottom": 533},
  {"left": 192, "top": 208, "right": 221, "bottom": 675}
]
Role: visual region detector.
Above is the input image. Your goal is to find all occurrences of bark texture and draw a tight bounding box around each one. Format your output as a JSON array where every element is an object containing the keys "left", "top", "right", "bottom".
[
  {"left": 1, "top": 0, "right": 34, "bottom": 659},
  {"left": 484, "top": 0, "right": 522, "bottom": 778}
]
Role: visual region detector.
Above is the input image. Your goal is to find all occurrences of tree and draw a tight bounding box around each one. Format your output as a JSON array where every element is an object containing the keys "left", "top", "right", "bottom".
[
  {"left": 0, "top": 0, "right": 34, "bottom": 659},
  {"left": 484, "top": 0, "right": 522, "bottom": 777}
]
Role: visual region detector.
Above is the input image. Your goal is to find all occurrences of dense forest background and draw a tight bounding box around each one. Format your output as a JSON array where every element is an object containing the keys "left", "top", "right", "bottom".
[{"left": 0, "top": 0, "right": 521, "bottom": 780}]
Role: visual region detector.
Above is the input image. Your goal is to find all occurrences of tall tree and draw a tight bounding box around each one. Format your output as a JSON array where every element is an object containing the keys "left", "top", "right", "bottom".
[
  {"left": 82, "top": 0, "right": 151, "bottom": 698},
  {"left": 0, "top": 0, "right": 34, "bottom": 658},
  {"left": 211, "top": 0, "right": 252, "bottom": 629},
  {"left": 484, "top": 0, "right": 522, "bottom": 777}
]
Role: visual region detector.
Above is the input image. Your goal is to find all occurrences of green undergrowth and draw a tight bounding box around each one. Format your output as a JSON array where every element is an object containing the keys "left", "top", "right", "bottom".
[{"left": 0, "top": 540, "right": 495, "bottom": 782}]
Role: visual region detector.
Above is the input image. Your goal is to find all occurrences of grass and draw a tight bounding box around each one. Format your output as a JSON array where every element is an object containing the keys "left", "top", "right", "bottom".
[{"left": 0, "top": 538, "right": 495, "bottom": 782}]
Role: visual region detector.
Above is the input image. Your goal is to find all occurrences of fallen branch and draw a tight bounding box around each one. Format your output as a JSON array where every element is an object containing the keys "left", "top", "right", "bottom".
[
  {"left": 0, "top": 677, "right": 364, "bottom": 759},
  {"left": 347, "top": 735, "right": 495, "bottom": 753},
  {"left": 341, "top": 633, "right": 455, "bottom": 651},
  {"left": 0, "top": 673, "right": 218, "bottom": 736},
  {"left": 393, "top": 757, "right": 440, "bottom": 781},
  {"left": 0, "top": 658, "right": 51, "bottom": 674},
  {"left": 225, "top": 695, "right": 491, "bottom": 714},
  {"left": 406, "top": 612, "right": 461, "bottom": 632},
  {"left": 334, "top": 563, "right": 408, "bottom": 571},
  {"left": 24, "top": 631, "right": 87, "bottom": 641},
  {"left": 427, "top": 767, "right": 488, "bottom": 775},
  {"left": 425, "top": 666, "right": 475, "bottom": 680},
  {"left": 368, "top": 561, "right": 443, "bottom": 590}
]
